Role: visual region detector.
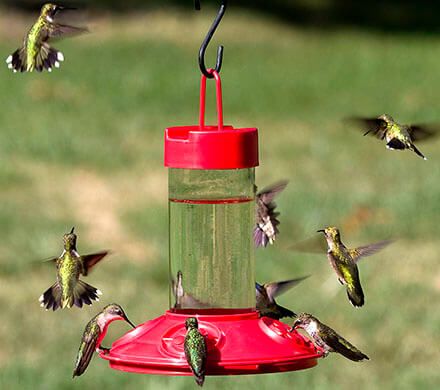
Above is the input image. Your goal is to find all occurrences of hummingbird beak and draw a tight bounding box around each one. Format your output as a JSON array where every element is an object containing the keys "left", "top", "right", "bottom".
[
  {"left": 70, "top": 227, "right": 75, "bottom": 234},
  {"left": 123, "top": 315, "right": 136, "bottom": 329},
  {"left": 317, "top": 229, "right": 325, "bottom": 234},
  {"left": 57, "top": 6, "right": 77, "bottom": 11}
]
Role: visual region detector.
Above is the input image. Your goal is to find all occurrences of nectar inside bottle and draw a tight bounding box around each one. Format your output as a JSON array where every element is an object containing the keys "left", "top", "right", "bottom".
[{"left": 169, "top": 168, "right": 255, "bottom": 312}]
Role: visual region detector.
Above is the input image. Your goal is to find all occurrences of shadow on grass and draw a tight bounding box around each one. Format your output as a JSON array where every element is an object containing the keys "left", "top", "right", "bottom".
[{"left": 4, "top": 0, "right": 440, "bottom": 34}]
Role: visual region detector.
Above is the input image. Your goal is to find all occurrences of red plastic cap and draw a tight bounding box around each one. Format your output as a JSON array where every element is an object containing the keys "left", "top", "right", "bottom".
[
  {"left": 164, "top": 70, "right": 259, "bottom": 169},
  {"left": 165, "top": 125, "right": 258, "bottom": 169}
]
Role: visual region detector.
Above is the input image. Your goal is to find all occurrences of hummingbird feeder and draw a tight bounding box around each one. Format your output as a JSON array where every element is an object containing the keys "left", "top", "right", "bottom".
[{"left": 99, "top": 0, "right": 320, "bottom": 379}]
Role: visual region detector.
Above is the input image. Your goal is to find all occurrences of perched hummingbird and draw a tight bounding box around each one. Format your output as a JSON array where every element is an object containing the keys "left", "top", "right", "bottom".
[
  {"left": 291, "top": 313, "right": 369, "bottom": 362},
  {"left": 39, "top": 227, "right": 109, "bottom": 311},
  {"left": 256, "top": 276, "right": 310, "bottom": 320},
  {"left": 6, "top": 3, "right": 87, "bottom": 73},
  {"left": 350, "top": 114, "right": 437, "bottom": 160},
  {"left": 254, "top": 180, "right": 288, "bottom": 248},
  {"left": 184, "top": 317, "right": 207, "bottom": 387},
  {"left": 172, "top": 271, "right": 211, "bottom": 310},
  {"left": 317, "top": 227, "right": 391, "bottom": 307},
  {"left": 72, "top": 303, "right": 136, "bottom": 377}
]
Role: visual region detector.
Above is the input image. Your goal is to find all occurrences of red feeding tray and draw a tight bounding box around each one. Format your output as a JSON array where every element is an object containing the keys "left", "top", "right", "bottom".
[{"left": 100, "top": 310, "right": 322, "bottom": 375}]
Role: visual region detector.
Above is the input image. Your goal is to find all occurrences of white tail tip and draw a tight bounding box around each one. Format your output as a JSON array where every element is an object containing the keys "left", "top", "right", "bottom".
[
  {"left": 6, "top": 55, "right": 12, "bottom": 64},
  {"left": 97, "top": 289, "right": 103, "bottom": 296},
  {"left": 57, "top": 52, "right": 64, "bottom": 62}
]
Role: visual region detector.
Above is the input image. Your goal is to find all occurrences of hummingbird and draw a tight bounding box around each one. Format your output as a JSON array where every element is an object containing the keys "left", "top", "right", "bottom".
[
  {"left": 291, "top": 313, "right": 369, "bottom": 362},
  {"left": 172, "top": 271, "right": 211, "bottom": 310},
  {"left": 317, "top": 227, "right": 391, "bottom": 307},
  {"left": 39, "top": 227, "right": 109, "bottom": 311},
  {"left": 184, "top": 317, "right": 207, "bottom": 387},
  {"left": 254, "top": 180, "right": 288, "bottom": 248},
  {"left": 350, "top": 114, "right": 438, "bottom": 160},
  {"left": 72, "top": 303, "right": 136, "bottom": 377},
  {"left": 6, "top": 3, "right": 87, "bottom": 73},
  {"left": 256, "top": 276, "right": 310, "bottom": 320}
]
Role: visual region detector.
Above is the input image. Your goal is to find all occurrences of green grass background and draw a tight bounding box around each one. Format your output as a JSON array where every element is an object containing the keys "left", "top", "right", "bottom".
[{"left": 0, "top": 6, "right": 439, "bottom": 390}]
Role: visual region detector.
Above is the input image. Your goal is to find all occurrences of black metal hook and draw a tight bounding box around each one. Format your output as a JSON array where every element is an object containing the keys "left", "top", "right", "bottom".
[{"left": 195, "top": 1, "right": 227, "bottom": 78}]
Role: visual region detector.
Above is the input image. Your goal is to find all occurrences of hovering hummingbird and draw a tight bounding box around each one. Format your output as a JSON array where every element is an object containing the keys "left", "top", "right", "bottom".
[
  {"left": 317, "top": 227, "right": 391, "bottom": 307},
  {"left": 350, "top": 114, "right": 437, "bottom": 160},
  {"left": 172, "top": 271, "right": 211, "bottom": 310},
  {"left": 6, "top": 3, "right": 87, "bottom": 73},
  {"left": 291, "top": 313, "right": 369, "bottom": 362},
  {"left": 184, "top": 317, "right": 207, "bottom": 387},
  {"left": 39, "top": 227, "right": 109, "bottom": 311},
  {"left": 72, "top": 303, "right": 136, "bottom": 377},
  {"left": 256, "top": 276, "right": 310, "bottom": 320},
  {"left": 254, "top": 180, "right": 288, "bottom": 248}
]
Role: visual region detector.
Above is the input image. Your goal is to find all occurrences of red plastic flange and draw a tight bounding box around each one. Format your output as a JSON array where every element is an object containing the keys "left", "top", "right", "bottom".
[
  {"left": 99, "top": 310, "right": 322, "bottom": 376},
  {"left": 164, "top": 70, "right": 259, "bottom": 169}
]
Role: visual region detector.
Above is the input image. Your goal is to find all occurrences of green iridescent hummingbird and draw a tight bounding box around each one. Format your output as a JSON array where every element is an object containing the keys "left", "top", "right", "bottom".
[
  {"left": 6, "top": 3, "right": 87, "bottom": 73},
  {"left": 350, "top": 114, "right": 438, "bottom": 160},
  {"left": 184, "top": 317, "right": 207, "bottom": 387},
  {"left": 318, "top": 227, "right": 391, "bottom": 307},
  {"left": 72, "top": 303, "right": 136, "bottom": 377},
  {"left": 256, "top": 276, "right": 310, "bottom": 320},
  {"left": 291, "top": 313, "right": 369, "bottom": 362},
  {"left": 39, "top": 227, "right": 109, "bottom": 311},
  {"left": 254, "top": 180, "right": 288, "bottom": 248}
]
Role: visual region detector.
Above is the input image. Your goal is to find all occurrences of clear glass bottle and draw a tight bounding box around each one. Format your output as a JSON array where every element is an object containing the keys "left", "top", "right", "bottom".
[{"left": 169, "top": 168, "right": 255, "bottom": 312}]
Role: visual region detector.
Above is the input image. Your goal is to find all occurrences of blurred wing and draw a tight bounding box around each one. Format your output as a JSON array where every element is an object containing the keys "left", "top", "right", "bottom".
[
  {"left": 81, "top": 251, "right": 109, "bottom": 276},
  {"left": 288, "top": 235, "right": 328, "bottom": 254},
  {"left": 264, "top": 276, "right": 310, "bottom": 301},
  {"left": 257, "top": 180, "right": 289, "bottom": 204},
  {"left": 348, "top": 117, "right": 388, "bottom": 139},
  {"left": 49, "top": 24, "right": 89, "bottom": 39},
  {"left": 408, "top": 125, "right": 437, "bottom": 142},
  {"left": 350, "top": 240, "right": 393, "bottom": 263}
]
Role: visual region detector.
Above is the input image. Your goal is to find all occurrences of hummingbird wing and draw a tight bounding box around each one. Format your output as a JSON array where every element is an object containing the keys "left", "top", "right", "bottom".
[
  {"left": 320, "top": 323, "right": 369, "bottom": 362},
  {"left": 288, "top": 234, "right": 328, "bottom": 254},
  {"left": 73, "top": 321, "right": 100, "bottom": 377},
  {"left": 49, "top": 24, "right": 89, "bottom": 40},
  {"left": 350, "top": 240, "right": 392, "bottom": 263},
  {"left": 263, "top": 276, "right": 310, "bottom": 302},
  {"left": 256, "top": 181, "right": 289, "bottom": 204},
  {"left": 81, "top": 251, "right": 109, "bottom": 276},
  {"left": 348, "top": 117, "right": 388, "bottom": 139},
  {"left": 254, "top": 180, "right": 288, "bottom": 248},
  {"left": 408, "top": 125, "right": 438, "bottom": 142}
]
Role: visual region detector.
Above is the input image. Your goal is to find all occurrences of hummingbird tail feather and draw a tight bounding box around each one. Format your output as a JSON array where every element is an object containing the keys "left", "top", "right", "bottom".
[
  {"left": 39, "top": 282, "right": 62, "bottom": 311},
  {"left": 6, "top": 47, "right": 26, "bottom": 73},
  {"left": 410, "top": 144, "right": 427, "bottom": 160},
  {"left": 195, "top": 373, "right": 205, "bottom": 386},
  {"left": 277, "top": 304, "right": 296, "bottom": 319},
  {"left": 35, "top": 43, "right": 64, "bottom": 72},
  {"left": 73, "top": 280, "right": 101, "bottom": 308},
  {"left": 253, "top": 226, "right": 268, "bottom": 247},
  {"left": 346, "top": 284, "right": 364, "bottom": 307}
]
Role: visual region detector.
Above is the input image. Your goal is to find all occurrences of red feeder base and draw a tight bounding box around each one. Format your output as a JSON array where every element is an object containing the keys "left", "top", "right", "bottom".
[{"left": 99, "top": 310, "right": 322, "bottom": 376}]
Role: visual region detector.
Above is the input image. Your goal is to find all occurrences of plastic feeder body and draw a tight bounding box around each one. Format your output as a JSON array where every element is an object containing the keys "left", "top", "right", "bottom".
[{"left": 98, "top": 71, "right": 321, "bottom": 376}]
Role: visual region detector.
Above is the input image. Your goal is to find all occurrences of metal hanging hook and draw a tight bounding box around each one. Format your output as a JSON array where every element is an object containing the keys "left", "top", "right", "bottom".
[{"left": 195, "top": 1, "right": 227, "bottom": 78}]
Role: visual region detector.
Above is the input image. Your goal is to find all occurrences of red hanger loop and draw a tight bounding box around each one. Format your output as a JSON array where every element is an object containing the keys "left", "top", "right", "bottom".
[{"left": 199, "top": 69, "right": 224, "bottom": 131}]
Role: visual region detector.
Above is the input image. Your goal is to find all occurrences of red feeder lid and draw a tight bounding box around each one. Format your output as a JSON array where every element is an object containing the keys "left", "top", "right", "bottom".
[
  {"left": 164, "top": 70, "right": 259, "bottom": 169},
  {"left": 99, "top": 310, "right": 322, "bottom": 376}
]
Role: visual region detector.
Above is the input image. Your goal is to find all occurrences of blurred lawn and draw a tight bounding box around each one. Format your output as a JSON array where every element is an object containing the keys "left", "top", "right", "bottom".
[{"left": 0, "top": 7, "right": 439, "bottom": 390}]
